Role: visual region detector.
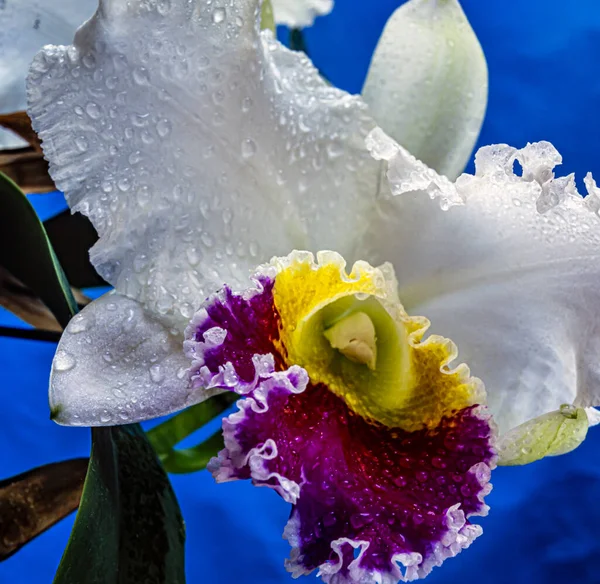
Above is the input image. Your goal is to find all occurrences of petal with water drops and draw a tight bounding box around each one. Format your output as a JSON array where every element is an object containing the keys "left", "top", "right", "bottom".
[
  {"left": 362, "top": 0, "right": 487, "bottom": 180},
  {"left": 27, "top": 0, "right": 379, "bottom": 332},
  {"left": 50, "top": 292, "right": 204, "bottom": 426},
  {"left": 365, "top": 128, "right": 600, "bottom": 439}
]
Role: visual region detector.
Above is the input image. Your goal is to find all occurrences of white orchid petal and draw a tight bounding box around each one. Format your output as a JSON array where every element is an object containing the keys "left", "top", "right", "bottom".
[
  {"left": 271, "top": 0, "right": 333, "bottom": 28},
  {"left": 364, "top": 128, "right": 600, "bottom": 436},
  {"left": 50, "top": 292, "right": 209, "bottom": 426},
  {"left": 585, "top": 407, "right": 600, "bottom": 427},
  {"left": 27, "top": 0, "right": 379, "bottom": 331},
  {"left": 0, "top": 0, "right": 96, "bottom": 147},
  {"left": 362, "top": 0, "right": 487, "bottom": 180}
]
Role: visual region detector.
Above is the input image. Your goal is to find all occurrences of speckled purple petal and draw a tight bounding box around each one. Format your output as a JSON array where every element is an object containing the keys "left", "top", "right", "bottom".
[{"left": 188, "top": 273, "right": 496, "bottom": 583}]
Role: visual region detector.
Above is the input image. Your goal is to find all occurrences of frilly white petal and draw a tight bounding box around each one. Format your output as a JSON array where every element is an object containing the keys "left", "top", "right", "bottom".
[
  {"left": 364, "top": 128, "right": 600, "bottom": 436},
  {"left": 0, "top": 0, "right": 95, "bottom": 148},
  {"left": 27, "top": 0, "right": 379, "bottom": 331},
  {"left": 362, "top": 0, "right": 487, "bottom": 180},
  {"left": 50, "top": 292, "right": 210, "bottom": 426},
  {"left": 271, "top": 0, "right": 333, "bottom": 27}
]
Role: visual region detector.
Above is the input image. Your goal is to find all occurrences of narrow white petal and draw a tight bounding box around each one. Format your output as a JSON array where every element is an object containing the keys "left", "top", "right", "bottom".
[
  {"left": 365, "top": 129, "right": 600, "bottom": 435},
  {"left": 271, "top": 0, "right": 333, "bottom": 27},
  {"left": 0, "top": 0, "right": 95, "bottom": 147},
  {"left": 50, "top": 292, "right": 210, "bottom": 426},
  {"left": 362, "top": 0, "right": 487, "bottom": 180},
  {"left": 27, "top": 0, "right": 379, "bottom": 331}
]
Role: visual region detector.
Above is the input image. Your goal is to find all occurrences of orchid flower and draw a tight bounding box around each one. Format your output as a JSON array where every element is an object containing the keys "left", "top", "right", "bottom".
[{"left": 23, "top": 0, "right": 600, "bottom": 581}]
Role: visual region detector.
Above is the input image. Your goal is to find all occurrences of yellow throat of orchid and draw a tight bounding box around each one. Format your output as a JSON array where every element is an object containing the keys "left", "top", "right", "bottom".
[{"left": 265, "top": 251, "right": 485, "bottom": 432}]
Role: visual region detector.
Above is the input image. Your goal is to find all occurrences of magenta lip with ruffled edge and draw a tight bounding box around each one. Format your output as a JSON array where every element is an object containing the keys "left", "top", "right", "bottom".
[{"left": 185, "top": 273, "right": 495, "bottom": 583}]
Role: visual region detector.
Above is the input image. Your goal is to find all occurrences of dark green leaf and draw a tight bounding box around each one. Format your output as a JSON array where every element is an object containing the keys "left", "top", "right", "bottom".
[
  {"left": 289, "top": 28, "right": 308, "bottom": 53},
  {"left": 0, "top": 459, "right": 88, "bottom": 561},
  {"left": 44, "top": 211, "right": 105, "bottom": 289},
  {"left": 0, "top": 172, "right": 76, "bottom": 328},
  {"left": 54, "top": 425, "right": 185, "bottom": 584},
  {"left": 147, "top": 393, "right": 236, "bottom": 474}
]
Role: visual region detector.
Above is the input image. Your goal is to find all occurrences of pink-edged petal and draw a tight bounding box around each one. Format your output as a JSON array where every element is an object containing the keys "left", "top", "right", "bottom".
[
  {"left": 365, "top": 129, "right": 600, "bottom": 436},
  {"left": 27, "top": 0, "right": 379, "bottom": 332},
  {"left": 185, "top": 261, "right": 496, "bottom": 583},
  {"left": 50, "top": 292, "right": 205, "bottom": 426}
]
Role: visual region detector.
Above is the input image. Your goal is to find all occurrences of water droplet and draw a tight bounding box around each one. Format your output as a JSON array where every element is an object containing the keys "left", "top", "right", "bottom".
[
  {"left": 69, "top": 314, "right": 88, "bottom": 334},
  {"left": 201, "top": 232, "right": 214, "bottom": 248},
  {"left": 55, "top": 350, "right": 76, "bottom": 371},
  {"left": 186, "top": 247, "right": 201, "bottom": 266},
  {"left": 212, "top": 7, "right": 226, "bottom": 23},
  {"left": 241, "top": 97, "right": 253, "bottom": 112},
  {"left": 117, "top": 177, "right": 132, "bottom": 192},
  {"left": 241, "top": 138, "right": 257, "bottom": 159},
  {"left": 85, "top": 102, "right": 101, "bottom": 119},
  {"left": 133, "top": 66, "right": 150, "bottom": 85},
  {"left": 149, "top": 364, "right": 165, "bottom": 383},
  {"left": 560, "top": 403, "right": 578, "bottom": 418},
  {"left": 75, "top": 137, "right": 88, "bottom": 152},
  {"left": 129, "top": 150, "right": 142, "bottom": 165},
  {"left": 156, "top": 118, "right": 172, "bottom": 137},
  {"left": 100, "top": 411, "right": 112, "bottom": 423}
]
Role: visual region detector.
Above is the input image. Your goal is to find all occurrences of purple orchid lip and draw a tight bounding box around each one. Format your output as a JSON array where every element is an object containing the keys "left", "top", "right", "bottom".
[{"left": 186, "top": 256, "right": 496, "bottom": 583}]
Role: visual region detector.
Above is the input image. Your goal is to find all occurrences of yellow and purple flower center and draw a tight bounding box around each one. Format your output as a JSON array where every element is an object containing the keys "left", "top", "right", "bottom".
[{"left": 186, "top": 251, "right": 496, "bottom": 583}]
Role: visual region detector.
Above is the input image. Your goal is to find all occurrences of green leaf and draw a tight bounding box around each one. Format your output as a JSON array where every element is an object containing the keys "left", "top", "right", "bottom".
[
  {"left": 289, "top": 28, "right": 307, "bottom": 53},
  {"left": 0, "top": 459, "right": 88, "bottom": 561},
  {"left": 44, "top": 211, "right": 105, "bottom": 289},
  {"left": 147, "top": 393, "right": 236, "bottom": 474},
  {"left": 54, "top": 425, "right": 185, "bottom": 584},
  {"left": 0, "top": 172, "right": 76, "bottom": 328},
  {"left": 158, "top": 431, "right": 225, "bottom": 474}
]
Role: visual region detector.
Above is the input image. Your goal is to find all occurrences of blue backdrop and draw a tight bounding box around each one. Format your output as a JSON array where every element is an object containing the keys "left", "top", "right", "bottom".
[{"left": 2, "top": 1, "right": 600, "bottom": 582}]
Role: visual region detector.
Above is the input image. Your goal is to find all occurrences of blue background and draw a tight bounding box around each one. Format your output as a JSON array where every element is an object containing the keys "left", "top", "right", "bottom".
[{"left": 2, "top": 1, "right": 600, "bottom": 582}]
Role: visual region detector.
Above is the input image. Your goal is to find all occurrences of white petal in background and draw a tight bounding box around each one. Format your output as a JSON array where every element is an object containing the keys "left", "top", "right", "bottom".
[
  {"left": 367, "top": 129, "right": 600, "bottom": 437},
  {"left": 50, "top": 292, "right": 203, "bottom": 426},
  {"left": 271, "top": 0, "right": 333, "bottom": 28},
  {"left": 362, "top": 0, "right": 487, "bottom": 180},
  {"left": 28, "top": 0, "right": 380, "bottom": 335},
  {"left": 0, "top": 0, "right": 96, "bottom": 147}
]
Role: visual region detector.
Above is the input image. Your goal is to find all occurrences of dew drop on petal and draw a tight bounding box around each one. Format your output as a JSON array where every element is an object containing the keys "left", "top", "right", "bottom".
[
  {"left": 212, "top": 7, "right": 226, "bottom": 23},
  {"left": 241, "top": 138, "right": 257, "bottom": 159},
  {"left": 150, "top": 363, "right": 165, "bottom": 383},
  {"left": 54, "top": 350, "right": 76, "bottom": 371},
  {"left": 68, "top": 314, "right": 88, "bottom": 334}
]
